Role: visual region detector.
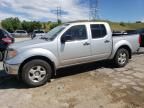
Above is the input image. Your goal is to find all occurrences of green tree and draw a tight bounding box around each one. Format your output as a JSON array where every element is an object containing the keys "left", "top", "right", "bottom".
[
  {"left": 21, "top": 21, "right": 42, "bottom": 33},
  {"left": 31, "top": 21, "right": 42, "bottom": 31},
  {"left": 120, "top": 22, "right": 125, "bottom": 26},
  {"left": 1, "top": 19, "right": 14, "bottom": 32},
  {"left": 21, "top": 21, "right": 32, "bottom": 32},
  {"left": 11, "top": 17, "right": 21, "bottom": 30},
  {"left": 1, "top": 17, "right": 21, "bottom": 32},
  {"left": 1, "top": 17, "right": 62, "bottom": 33}
]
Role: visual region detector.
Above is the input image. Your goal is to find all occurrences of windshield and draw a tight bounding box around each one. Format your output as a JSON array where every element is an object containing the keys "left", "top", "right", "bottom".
[
  {"left": 16, "top": 30, "right": 27, "bottom": 33},
  {"left": 3, "top": 29, "right": 13, "bottom": 38},
  {"left": 45, "top": 24, "right": 69, "bottom": 40},
  {"left": 34, "top": 31, "right": 45, "bottom": 33}
]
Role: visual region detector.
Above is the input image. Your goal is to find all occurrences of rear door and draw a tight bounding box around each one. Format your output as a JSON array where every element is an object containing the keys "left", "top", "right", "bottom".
[
  {"left": 90, "top": 24, "right": 112, "bottom": 60},
  {"left": 58, "top": 24, "right": 91, "bottom": 66}
]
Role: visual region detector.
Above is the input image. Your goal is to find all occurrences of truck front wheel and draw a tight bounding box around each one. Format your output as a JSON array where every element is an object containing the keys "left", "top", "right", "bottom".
[
  {"left": 114, "top": 48, "right": 129, "bottom": 67},
  {"left": 21, "top": 59, "right": 52, "bottom": 87}
]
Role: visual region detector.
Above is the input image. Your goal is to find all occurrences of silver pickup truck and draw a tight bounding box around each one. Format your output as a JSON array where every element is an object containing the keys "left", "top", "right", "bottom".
[{"left": 3, "top": 21, "right": 140, "bottom": 87}]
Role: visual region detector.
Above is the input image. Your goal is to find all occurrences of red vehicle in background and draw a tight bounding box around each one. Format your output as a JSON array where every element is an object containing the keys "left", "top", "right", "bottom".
[
  {"left": 0, "top": 28, "right": 15, "bottom": 61},
  {"left": 137, "top": 28, "right": 144, "bottom": 47}
]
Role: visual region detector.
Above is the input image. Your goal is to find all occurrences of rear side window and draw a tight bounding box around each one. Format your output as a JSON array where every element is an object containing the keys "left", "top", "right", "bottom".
[
  {"left": 16, "top": 31, "right": 26, "bottom": 33},
  {"left": 63, "top": 25, "right": 87, "bottom": 41},
  {"left": 90, "top": 24, "right": 107, "bottom": 39}
]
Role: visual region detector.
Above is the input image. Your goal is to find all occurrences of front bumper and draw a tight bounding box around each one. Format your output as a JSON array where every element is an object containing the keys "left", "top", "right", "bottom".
[{"left": 3, "top": 62, "right": 20, "bottom": 75}]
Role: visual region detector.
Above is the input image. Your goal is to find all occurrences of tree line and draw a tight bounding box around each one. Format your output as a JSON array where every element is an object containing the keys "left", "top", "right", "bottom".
[{"left": 1, "top": 17, "right": 62, "bottom": 33}]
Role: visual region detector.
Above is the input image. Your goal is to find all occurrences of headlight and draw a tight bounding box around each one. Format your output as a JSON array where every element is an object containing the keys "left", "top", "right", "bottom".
[{"left": 7, "top": 49, "right": 17, "bottom": 59}]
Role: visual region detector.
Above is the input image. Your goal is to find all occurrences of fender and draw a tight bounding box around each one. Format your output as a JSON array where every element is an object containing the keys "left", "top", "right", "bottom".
[
  {"left": 109, "top": 40, "right": 132, "bottom": 59},
  {"left": 6, "top": 48, "right": 59, "bottom": 67}
]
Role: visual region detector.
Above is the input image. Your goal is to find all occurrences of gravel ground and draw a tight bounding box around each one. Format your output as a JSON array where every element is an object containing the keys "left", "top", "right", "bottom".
[{"left": 0, "top": 38, "right": 144, "bottom": 108}]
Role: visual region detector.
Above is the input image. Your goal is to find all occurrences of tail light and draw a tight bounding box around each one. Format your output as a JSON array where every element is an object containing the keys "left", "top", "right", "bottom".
[
  {"left": 139, "top": 35, "right": 142, "bottom": 45},
  {"left": 2, "top": 37, "right": 12, "bottom": 44}
]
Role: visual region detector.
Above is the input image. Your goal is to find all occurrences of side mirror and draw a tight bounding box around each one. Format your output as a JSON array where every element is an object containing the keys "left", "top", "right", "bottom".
[{"left": 61, "top": 35, "right": 72, "bottom": 43}]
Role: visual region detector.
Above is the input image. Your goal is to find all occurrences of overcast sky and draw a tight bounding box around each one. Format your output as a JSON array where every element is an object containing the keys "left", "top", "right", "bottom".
[{"left": 0, "top": 0, "right": 144, "bottom": 22}]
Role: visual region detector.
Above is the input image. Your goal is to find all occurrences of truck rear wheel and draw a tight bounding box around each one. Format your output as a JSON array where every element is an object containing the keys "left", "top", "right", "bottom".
[
  {"left": 114, "top": 48, "right": 129, "bottom": 67},
  {"left": 21, "top": 59, "right": 52, "bottom": 87}
]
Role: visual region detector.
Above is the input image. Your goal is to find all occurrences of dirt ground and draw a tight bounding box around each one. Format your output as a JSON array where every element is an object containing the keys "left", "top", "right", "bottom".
[{"left": 0, "top": 39, "right": 144, "bottom": 108}]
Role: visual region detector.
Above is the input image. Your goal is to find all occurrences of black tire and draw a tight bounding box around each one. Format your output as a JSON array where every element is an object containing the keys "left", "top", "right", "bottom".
[
  {"left": 0, "top": 51, "right": 4, "bottom": 61},
  {"left": 114, "top": 48, "right": 129, "bottom": 67},
  {"left": 21, "top": 59, "right": 52, "bottom": 87}
]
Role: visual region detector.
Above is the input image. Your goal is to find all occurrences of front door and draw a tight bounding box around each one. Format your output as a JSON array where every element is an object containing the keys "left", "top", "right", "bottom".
[{"left": 58, "top": 25, "right": 91, "bottom": 66}]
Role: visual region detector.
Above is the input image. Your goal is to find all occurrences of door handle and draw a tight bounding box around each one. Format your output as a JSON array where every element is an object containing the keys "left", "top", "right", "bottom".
[
  {"left": 83, "top": 42, "right": 90, "bottom": 46},
  {"left": 104, "top": 40, "right": 110, "bottom": 43}
]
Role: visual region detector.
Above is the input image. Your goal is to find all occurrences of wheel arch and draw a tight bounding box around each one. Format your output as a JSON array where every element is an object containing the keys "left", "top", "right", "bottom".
[
  {"left": 115, "top": 45, "right": 132, "bottom": 59},
  {"left": 18, "top": 56, "right": 56, "bottom": 78}
]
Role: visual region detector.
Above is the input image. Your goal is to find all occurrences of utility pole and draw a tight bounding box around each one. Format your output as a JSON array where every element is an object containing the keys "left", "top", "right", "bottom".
[
  {"left": 89, "top": 0, "right": 100, "bottom": 20},
  {"left": 56, "top": 0, "right": 62, "bottom": 23},
  {"left": 56, "top": 6, "right": 61, "bottom": 23}
]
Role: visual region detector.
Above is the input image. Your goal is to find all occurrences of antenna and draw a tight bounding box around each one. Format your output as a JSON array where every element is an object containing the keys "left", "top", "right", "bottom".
[{"left": 89, "top": 0, "right": 100, "bottom": 20}]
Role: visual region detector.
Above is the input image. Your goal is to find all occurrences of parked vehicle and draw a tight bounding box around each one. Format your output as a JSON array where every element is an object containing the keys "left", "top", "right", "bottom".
[
  {"left": 3, "top": 21, "right": 140, "bottom": 87},
  {"left": 0, "top": 28, "right": 15, "bottom": 61},
  {"left": 136, "top": 28, "right": 144, "bottom": 47},
  {"left": 125, "top": 30, "right": 137, "bottom": 35},
  {"left": 31, "top": 30, "right": 45, "bottom": 39},
  {"left": 13, "top": 30, "right": 28, "bottom": 37}
]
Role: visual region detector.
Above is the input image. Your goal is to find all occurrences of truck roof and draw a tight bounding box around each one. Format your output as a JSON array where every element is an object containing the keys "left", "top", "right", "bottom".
[{"left": 66, "top": 20, "right": 108, "bottom": 25}]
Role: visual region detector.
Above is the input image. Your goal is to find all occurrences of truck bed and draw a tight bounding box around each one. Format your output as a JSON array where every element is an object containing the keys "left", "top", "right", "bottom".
[{"left": 112, "top": 34, "right": 140, "bottom": 53}]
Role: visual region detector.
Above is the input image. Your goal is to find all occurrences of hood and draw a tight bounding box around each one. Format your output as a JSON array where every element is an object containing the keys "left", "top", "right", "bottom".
[{"left": 9, "top": 39, "right": 48, "bottom": 49}]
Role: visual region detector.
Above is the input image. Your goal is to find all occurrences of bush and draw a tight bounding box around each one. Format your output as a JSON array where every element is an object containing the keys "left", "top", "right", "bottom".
[{"left": 120, "top": 22, "right": 125, "bottom": 26}]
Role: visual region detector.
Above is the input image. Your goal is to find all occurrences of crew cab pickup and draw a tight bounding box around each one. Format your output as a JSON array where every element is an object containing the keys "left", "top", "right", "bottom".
[{"left": 3, "top": 22, "right": 140, "bottom": 87}]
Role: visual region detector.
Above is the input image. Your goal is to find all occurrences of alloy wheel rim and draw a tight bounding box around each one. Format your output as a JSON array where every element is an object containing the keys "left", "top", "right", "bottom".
[
  {"left": 28, "top": 66, "right": 47, "bottom": 83},
  {"left": 118, "top": 52, "right": 127, "bottom": 65}
]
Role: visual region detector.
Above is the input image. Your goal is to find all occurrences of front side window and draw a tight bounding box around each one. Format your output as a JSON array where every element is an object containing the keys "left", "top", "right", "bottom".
[
  {"left": 91, "top": 24, "right": 107, "bottom": 39},
  {"left": 62, "top": 25, "right": 87, "bottom": 41}
]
